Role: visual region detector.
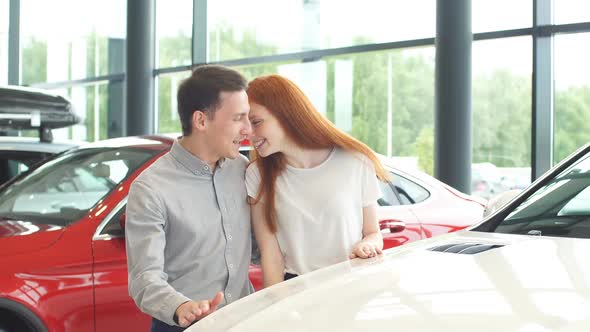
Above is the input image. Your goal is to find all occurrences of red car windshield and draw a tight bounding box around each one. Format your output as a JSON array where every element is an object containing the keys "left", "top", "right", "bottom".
[{"left": 0, "top": 147, "right": 159, "bottom": 226}]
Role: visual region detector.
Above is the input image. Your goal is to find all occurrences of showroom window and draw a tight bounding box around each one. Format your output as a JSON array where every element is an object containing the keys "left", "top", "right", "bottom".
[
  {"left": 237, "top": 47, "right": 436, "bottom": 175},
  {"left": 554, "top": 32, "right": 590, "bottom": 163},
  {"left": 554, "top": 0, "right": 590, "bottom": 25},
  {"left": 207, "top": 0, "right": 435, "bottom": 62},
  {"left": 48, "top": 83, "right": 110, "bottom": 142},
  {"left": 472, "top": 36, "right": 532, "bottom": 198},
  {"left": 235, "top": 62, "right": 284, "bottom": 81},
  {"left": 19, "top": 0, "right": 126, "bottom": 85},
  {"left": 156, "top": 0, "right": 192, "bottom": 68},
  {"left": 5, "top": 0, "right": 590, "bottom": 196},
  {"left": 472, "top": 0, "right": 532, "bottom": 33},
  {"left": 322, "top": 48, "right": 435, "bottom": 174},
  {"left": 156, "top": 71, "right": 191, "bottom": 134}
]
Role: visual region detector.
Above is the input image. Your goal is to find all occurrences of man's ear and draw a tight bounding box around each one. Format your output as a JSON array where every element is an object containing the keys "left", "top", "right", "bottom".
[{"left": 192, "top": 110, "right": 208, "bottom": 131}]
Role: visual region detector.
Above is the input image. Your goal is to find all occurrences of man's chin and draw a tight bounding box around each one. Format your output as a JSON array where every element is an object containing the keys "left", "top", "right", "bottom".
[{"left": 224, "top": 150, "right": 240, "bottom": 160}]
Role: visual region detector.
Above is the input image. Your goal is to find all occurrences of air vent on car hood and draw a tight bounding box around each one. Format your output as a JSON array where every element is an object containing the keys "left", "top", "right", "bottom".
[{"left": 428, "top": 243, "right": 504, "bottom": 255}]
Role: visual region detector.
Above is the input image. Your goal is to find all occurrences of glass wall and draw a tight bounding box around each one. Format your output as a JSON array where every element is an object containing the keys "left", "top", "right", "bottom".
[
  {"left": 49, "top": 83, "right": 110, "bottom": 142},
  {"left": 14, "top": 0, "right": 125, "bottom": 143},
  {"left": 555, "top": 0, "right": 590, "bottom": 24},
  {"left": 472, "top": 0, "right": 532, "bottom": 33},
  {"left": 156, "top": 71, "right": 190, "bottom": 134},
  {"left": 20, "top": 0, "right": 126, "bottom": 85},
  {"left": 554, "top": 32, "right": 590, "bottom": 163},
  {"left": 472, "top": 36, "right": 532, "bottom": 198},
  {"left": 207, "top": 0, "right": 435, "bottom": 61},
  {"left": 156, "top": 0, "right": 192, "bottom": 68},
  {"left": 5, "top": 0, "right": 590, "bottom": 197},
  {"left": 239, "top": 48, "right": 435, "bottom": 174},
  {"left": 0, "top": 0, "right": 8, "bottom": 85},
  {"left": 321, "top": 48, "right": 435, "bottom": 173}
]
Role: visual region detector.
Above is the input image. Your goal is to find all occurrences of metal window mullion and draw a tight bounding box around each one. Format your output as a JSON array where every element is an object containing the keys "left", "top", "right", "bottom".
[
  {"left": 126, "top": 0, "right": 155, "bottom": 136},
  {"left": 532, "top": 0, "right": 554, "bottom": 180},
  {"left": 8, "top": 0, "right": 20, "bottom": 85},
  {"left": 192, "top": 0, "right": 207, "bottom": 65},
  {"left": 434, "top": 0, "right": 472, "bottom": 193}
]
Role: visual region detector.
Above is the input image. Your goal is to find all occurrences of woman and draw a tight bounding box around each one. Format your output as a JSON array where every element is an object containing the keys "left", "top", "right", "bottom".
[{"left": 246, "top": 74, "right": 390, "bottom": 288}]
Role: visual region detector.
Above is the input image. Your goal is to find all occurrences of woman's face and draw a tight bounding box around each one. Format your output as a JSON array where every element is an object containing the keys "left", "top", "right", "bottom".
[{"left": 248, "top": 102, "right": 287, "bottom": 157}]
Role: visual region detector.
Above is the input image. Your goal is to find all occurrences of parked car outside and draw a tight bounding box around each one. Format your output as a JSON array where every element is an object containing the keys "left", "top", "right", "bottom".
[
  {"left": 471, "top": 162, "right": 509, "bottom": 198},
  {"left": 0, "top": 135, "right": 484, "bottom": 332},
  {"left": 192, "top": 142, "right": 590, "bottom": 332}
]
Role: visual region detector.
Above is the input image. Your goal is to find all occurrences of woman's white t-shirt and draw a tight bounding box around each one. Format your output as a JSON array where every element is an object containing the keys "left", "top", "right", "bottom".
[{"left": 245, "top": 148, "right": 381, "bottom": 275}]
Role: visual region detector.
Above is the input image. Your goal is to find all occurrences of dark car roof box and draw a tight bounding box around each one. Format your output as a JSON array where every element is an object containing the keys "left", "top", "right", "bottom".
[{"left": 0, "top": 85, "right": 81, "bottom": 142}]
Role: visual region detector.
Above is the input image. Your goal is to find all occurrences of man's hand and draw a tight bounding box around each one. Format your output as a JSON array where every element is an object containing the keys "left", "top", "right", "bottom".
[
  {"left": 175, "top": 292, "right": 224, "bottom": 327},
  {"left": 349, "top": 241, "right": 383, "bottom": 259}
]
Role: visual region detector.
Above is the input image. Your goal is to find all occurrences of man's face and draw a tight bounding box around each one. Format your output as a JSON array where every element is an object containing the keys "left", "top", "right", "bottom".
[{"left": 205, "top": 90, "right": 251, "bottom": 160}]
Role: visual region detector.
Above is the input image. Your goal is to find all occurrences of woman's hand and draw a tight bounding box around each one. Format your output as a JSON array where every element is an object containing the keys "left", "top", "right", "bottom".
[
  {"left": 350, "top": 205, "right": 384, "bottom": 259},
  {"left": 349, "top": 241, "right": 383, "bottom": 259}
]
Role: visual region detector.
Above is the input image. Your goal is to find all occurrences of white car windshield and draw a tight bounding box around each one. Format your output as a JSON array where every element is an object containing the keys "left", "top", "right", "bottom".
[
  {"left": 0, "top": 147, "right": 158, "bottom": 226},
  {"left": 493, "top": 150, "right": 590, "bottom": 238}
]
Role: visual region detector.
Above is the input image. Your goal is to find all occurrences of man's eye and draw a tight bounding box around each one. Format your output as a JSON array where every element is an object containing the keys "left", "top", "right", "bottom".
[{"left": 251, "top": 120, "right": 262, "bottom": 126}]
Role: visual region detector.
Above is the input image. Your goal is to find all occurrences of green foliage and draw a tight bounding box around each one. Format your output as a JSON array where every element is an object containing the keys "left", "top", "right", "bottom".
[
  {"left": 473, "top": 70, "right": 532, "bottom": 167},
  {"left": 555, "top": 86, "right": 590, "bottom": 162},
  {"left": 157, "top": 74, "right": 182, "bottom": 134},
  {"left": 350, "top": 51, "right": 389, "bottom": 154},
  {"left": 327, "top": 49, "right": 435, "bottom": 171},
  {"left": 209, "top": 25, "right": 278, "bottom": 62},
  {"left": 86, "top": 32, "right": 109, "bottom": 77},
  {"left": 158, "top": 33, "right": 191, "bottom": 68},
  {"left": 21, "top": 38, "right": 47, "bottom": 85},
  {"left": 415, "top": 126, "right": 434, "bottom": 175}
]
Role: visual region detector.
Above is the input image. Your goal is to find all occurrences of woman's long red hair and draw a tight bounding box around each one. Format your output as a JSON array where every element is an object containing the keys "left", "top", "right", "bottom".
[{"left": 247, "top": 74, "right": 390, "bottom": 233}]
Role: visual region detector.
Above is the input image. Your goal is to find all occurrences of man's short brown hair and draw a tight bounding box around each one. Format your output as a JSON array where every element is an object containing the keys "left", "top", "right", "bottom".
[{"left": 177, "top": 65, "right": 247, "bottom": 136}]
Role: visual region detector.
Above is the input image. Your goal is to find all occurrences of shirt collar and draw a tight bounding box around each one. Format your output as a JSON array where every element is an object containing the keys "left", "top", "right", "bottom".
[{"left": 170, "top": 140, "right": 226, "bottom": 175}]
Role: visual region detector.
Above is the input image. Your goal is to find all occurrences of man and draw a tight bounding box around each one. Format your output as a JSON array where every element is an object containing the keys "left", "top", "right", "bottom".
[{"left": 126, "top": 65, "right": 253, "bottom": 331}]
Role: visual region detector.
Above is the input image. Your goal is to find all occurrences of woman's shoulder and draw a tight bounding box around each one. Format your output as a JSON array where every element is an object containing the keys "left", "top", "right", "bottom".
[
  {"left": 336, "top": 148, "right": 371, "bottom": 165},
  {"left": 246, "top": 160, "right": 261, "bottom": 177}
]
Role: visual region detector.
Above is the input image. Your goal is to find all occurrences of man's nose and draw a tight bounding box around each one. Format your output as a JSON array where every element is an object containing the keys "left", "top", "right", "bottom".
[{"left": 241, "top": 119, "right": 253, "bottom": 137}]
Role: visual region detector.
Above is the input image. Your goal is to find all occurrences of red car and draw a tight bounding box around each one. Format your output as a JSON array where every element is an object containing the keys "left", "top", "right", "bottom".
[
  {"left": 376, "top": 156, "right": 486, "bottom": 249},
  {"left": 0, "top": 136, "right": 484, "bottom": 332}
]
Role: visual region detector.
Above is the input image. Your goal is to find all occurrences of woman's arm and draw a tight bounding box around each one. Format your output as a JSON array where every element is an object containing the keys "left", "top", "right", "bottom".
[
  {"left": 350, "top": 204, "right": 383, "bottom": 259},
  {"left": 251, "top": 199, "right": 285, "bottom": 287}
]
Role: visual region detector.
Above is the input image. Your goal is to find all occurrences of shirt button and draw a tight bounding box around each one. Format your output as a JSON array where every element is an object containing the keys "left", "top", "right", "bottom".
[
  {"left": 227, "top": 293, "right": 232, "bottom": 299},
  {"left": 228, "top": 235, "right": 233, "bottom": 240},
  {"left": 229, "top": 264, "right": 234, "bottom": 269},
  {"left": 203, "top": 165, "right": 209, "bottom": 171}
]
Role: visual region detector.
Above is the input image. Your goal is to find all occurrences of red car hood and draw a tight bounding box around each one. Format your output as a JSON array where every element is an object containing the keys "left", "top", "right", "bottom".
[{"left": 0, "top": 218, "right": 64, "bottom": 255}]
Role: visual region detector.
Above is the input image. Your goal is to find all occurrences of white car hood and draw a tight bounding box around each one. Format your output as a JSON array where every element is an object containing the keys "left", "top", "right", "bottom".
[{"left": 193, "top": 231, "right": 590, "bottom": 332}]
